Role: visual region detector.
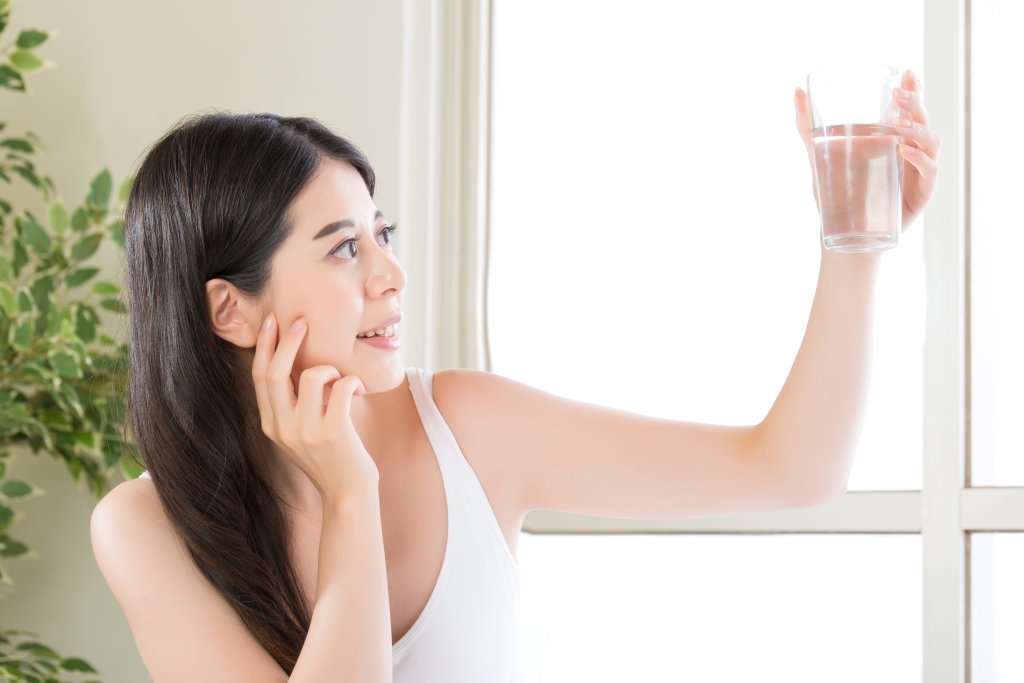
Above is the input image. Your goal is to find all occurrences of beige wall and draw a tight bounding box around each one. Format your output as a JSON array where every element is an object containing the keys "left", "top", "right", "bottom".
[{"left": 3, "top": 1, "right": 405, "bottom": 681}]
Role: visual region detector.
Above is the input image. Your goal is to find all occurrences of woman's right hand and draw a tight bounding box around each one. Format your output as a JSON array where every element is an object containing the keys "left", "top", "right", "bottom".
[{"left": 252, "top": 314, "right": 379, "bottom": 503}]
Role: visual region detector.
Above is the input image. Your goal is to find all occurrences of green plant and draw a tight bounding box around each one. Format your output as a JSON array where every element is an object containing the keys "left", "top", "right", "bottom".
[{"left": 1, "top": 0, "right": 135, "bottom": 680}]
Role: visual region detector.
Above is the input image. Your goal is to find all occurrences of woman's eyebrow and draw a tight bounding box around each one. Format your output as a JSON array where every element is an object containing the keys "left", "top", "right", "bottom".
[
  {"left": 311, "top": 210, "right": 384, "bottom": 241},
  {"left": 312, "top": 219, "right": 354, "bottom": 241}
]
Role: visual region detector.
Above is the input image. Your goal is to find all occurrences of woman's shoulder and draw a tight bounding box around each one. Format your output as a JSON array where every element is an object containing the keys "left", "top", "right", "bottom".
[
  {"left": 91, "top": 475, "right": 166, "bottom": 541},
  {"left": 431, "top": 367, "right": 527, "bottom": 408},
  {"left": 90, "top": 475, "right": 189, "bottom": 594},
  {"left": 91, "top": 479, "right": 287, "bottom": 678}
]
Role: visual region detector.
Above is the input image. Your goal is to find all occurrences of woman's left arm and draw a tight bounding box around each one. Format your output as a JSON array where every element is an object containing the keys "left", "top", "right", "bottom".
[
  {"left": 436, "top": 251, "right": 877, "bottom": 522},
  {"left": 435, "top": 73, "right": 939, "bottom": 522}
]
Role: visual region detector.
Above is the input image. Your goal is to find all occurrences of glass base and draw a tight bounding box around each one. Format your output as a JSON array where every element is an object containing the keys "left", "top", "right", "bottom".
[{"left": 823, "top": 233, "right": 899, "bottom": 253}]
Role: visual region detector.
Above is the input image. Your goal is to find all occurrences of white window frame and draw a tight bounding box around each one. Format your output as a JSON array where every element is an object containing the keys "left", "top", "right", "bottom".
[{"left": 396, "top": 1, "right": 1022, "bottom": 680}]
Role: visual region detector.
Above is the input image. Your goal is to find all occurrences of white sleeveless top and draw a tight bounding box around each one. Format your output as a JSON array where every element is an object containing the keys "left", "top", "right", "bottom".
[{"left": 395, "top": 368, "right": 523, "bottom": 682}]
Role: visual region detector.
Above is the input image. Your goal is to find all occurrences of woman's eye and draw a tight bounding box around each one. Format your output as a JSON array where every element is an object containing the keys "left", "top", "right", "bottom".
[
  {"left": 376, "top": 224, "right": 397, "bottom": 248},
  {"left": 329, "top": 239, "right": 358, "bottom": 259}
]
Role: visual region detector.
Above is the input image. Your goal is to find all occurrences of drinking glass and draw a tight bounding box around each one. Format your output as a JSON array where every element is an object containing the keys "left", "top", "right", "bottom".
[{"left": 807, "top": 65, "right": 904, "bottom": 253}]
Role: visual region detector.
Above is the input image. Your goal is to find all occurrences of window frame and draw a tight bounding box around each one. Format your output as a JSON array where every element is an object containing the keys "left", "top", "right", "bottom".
[{"left": 395, "top": 1, "right": 1022, "bottom": 680}]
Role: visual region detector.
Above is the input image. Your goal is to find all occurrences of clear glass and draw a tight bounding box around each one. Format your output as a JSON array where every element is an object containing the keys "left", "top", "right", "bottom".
[
  {"left": 489, "top": 0, "right": 925, "bottom": 490},
  {"left": 970, "top": 0, "right": 1024, "bottom": 486},
  {"left": 518, "top": 533, "right": 922, "bottom": 682},
  {"left": 972, "top": 533, "right": 1024, "bottom": 682},
  {"left": 807, "top": 65, "right": 904, "bottom": 253}
]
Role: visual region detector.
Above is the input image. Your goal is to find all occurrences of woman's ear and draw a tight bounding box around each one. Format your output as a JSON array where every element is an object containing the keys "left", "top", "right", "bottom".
[{"left": 205, "top": 279, "right": 261, "bottom": 348}]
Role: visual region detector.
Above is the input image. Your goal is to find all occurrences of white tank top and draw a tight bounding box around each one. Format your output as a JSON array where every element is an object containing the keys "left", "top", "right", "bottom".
[{"left": 394, "top": 368, "right": 523, "bottom": 682}]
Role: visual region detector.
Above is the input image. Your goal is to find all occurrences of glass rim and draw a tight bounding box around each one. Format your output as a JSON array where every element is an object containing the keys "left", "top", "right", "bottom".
[{"left": 807, "top": 63, "right": 903, "bottom": 85}]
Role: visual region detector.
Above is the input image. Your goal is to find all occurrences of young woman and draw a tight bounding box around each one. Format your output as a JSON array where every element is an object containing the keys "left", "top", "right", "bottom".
[{"left": 91, "top": 72, "right": 940, "bottom": 682}]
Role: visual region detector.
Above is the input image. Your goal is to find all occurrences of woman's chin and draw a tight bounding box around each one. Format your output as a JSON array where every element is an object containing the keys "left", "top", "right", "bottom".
[{"left": 359, "top": 359, "right": 407, "bottom": 395}]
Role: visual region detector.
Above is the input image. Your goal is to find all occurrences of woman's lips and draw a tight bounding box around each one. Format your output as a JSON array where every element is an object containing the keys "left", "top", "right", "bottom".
[{"left": 356, "top": 324, "right": 400, "bottom": 350}]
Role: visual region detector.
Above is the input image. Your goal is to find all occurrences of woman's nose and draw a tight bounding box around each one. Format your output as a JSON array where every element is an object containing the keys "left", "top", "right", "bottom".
[{"left": 365, "top": 249, "right": 407, "bottom": 299}]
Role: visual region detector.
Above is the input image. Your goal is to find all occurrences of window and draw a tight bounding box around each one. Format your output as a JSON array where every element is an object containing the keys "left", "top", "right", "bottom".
[
  {"left": 398, "top": 0, "right": 1024, "bottom": 679},
  {"left": 466, "top": 0, "right": 1020, "bottom": 680}
]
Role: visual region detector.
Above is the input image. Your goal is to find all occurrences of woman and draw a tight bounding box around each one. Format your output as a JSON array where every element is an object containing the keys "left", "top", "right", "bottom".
[{"left": 91, "top": 72, "right": 940, "bottom": 682}]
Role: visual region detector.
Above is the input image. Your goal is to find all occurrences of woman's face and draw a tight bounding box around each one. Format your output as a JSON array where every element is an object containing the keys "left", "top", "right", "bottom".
[{"left": 259, "top": 159, "right": 406, "bottom": 393}]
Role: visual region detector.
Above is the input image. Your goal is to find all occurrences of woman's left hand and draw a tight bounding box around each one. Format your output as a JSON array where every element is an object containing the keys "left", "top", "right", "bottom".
[
  {"left": 794, "top": 69, "right": 941, "bottom": 231},
  {"left": 891, "top": 70, "right": 941, "bottom": 228}
]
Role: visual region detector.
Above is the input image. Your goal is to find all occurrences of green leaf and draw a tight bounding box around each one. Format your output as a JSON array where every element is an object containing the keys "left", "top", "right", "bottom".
[
  {"left": 49, "top": 352, "right": 82, "bottom": 379},
  {"left": 0, "top": 255, "right": 12, "bottom": 281},
  {"left": 117, "top": 176, "right": 134, "bottom": 203},
  {"left": 109, "top": 220, "right": 125, "bottom": 248},
  {"left": 87, "top": 169, "right": 112, "bottom": 210},
  {"left": 11, "top": 318, "right": 34, "bottom": 349},
  {"left": 70, "top": 233, "right": 101, "bottom": 261},
  {"left": 70, "top": 206, "right": 88, "bottom": 232},
  {"left": 0, "top": 285, "right": 15, "bottom": 316},
  {"left": 41, "top": 411, "right": 71, "bottom": 429},
  {"left": 15, "top": 643, "right": 60, "bottom": 660},
  {"left": 73, "top": 432, "right": 95, "bottom": 450},
  {"left": 48, "top": 202, "right": 68, "bottom": 234},
  {"left": 64, "top": 267, "right": 99, "bottom": 288},
  {"left": 16, "top": 214, "right": 51, "bottom": 254},
  {"left": 0, "top": 65, "right": 26, "bottom": 92},
  {"left": 0, "top": 137, "right": 33, "bottom": 153},
  {"left": 0, "top": 0, "right": 10, "bottom": 14},
  {"left": 59, "top": 658, "right": 97, "bottom": 673},
  {"left": 12, "top": 239, "right": 28, "bottom": 275},
  {"left": 15, "top": 30, "right": 49, "bottom": 50},
  {"left": 29, "top": 275, "right": 53, "bottom": 312},
  {"left": 57, "top": 383, "right": 84, "bottom": 419},
  {"left": 90, "top": 280, "right": 119, "bottom": 296},
  {"left": 9, "top": 50, "right": 44, "bottom": 72},
  {"left": 0, "top": 536, "right": 29, "bottom": 558},
  {"left": 17, "top": 288, "right": 34, "bottom": 313},
  {"left": 100, "top": 298, "right": 127, "bottom": 314},
  {"left": 102, "top": 440, "right": 121, "bottom": 468},
  {"left": 74, "top": 306, "right": 97, "bottom": 342},
  {"left": 0, "top": 505, "right": 14, "bottom": 534},
  {"left": 13, "top": 164, "right": 42, "bottom": 190},
  {"left": 0, "top": 480, "right": 36, "bottom": 501}
]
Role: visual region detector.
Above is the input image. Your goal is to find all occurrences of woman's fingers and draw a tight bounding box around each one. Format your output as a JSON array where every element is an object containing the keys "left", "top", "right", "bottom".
[
  {"left": 297, "top": 365, "right": 342, "bottom": 442},
  {"left": 252, "top": 314, "right": 279, "bottom": 435},
  {"left": 793, "top": 87, "right": 813, "bottom": 156},
  {"left": 265, "top": 318, "right": 307, "bottom": 419},
  {"left": 895, "top": 111, "right": 941, "bottom": 161},
  {"left": 324, "top": 375, "right": 367, "bottom": 428}
]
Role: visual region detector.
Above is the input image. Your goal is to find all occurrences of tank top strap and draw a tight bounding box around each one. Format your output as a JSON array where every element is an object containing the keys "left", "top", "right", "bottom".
[{"left": 405, "top": 368, "right": 473, "bottom": 485}]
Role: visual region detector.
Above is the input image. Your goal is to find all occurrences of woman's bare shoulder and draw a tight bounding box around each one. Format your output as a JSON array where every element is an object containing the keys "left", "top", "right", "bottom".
[
  {"left": 90, "top": 476, "right": 191, "bottom": 595},
  {"left": 91, "top": 477, "right": 286, "bottom": 680},
  {"left": 91, "top": 476, "right": 173, "bottom": 550},
  {"left": 431, "top": 368, "right": 525, "bottom": 408}
]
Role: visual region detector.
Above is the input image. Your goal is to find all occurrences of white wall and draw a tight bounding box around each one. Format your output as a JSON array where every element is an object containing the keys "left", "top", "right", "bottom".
[{"left": 3, "top": 1, "right": 405, "bottom": 681}]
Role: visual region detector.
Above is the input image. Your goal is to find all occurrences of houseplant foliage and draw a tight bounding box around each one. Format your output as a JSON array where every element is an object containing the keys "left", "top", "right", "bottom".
[{"left": 1, "top": 0, "right": 136, "bottom": 679}]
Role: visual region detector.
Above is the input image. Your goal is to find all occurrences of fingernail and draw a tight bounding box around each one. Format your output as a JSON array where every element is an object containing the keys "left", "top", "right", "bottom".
[
  {"left": 895, "top": 88, "right": 911, "bottom": 100},
  {"left": 899, "top": 114, "right": 913, "bottom": 128},
  {"left": 290, "top": 318, "right": 305, "bottom": 333},
  {"left": 262, "top": 315, "right": 275, "bottom": 332}
]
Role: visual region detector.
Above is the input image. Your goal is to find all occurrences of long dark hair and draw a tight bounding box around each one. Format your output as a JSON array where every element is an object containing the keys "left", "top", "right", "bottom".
[{"left": 124, "top": 113, "right": 376, "bottom": 672}]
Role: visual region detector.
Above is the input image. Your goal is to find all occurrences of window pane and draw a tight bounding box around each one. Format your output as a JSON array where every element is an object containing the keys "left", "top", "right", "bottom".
[
  {"left": 971, "top": 533, "right": 1024, "bottom": 682},
  {"left": 970, "top": 0, "right": 1024, "bottom": 486},
  {"left": 518, "top": 533, "right": 922, "bottom": 682},
  {"left": 489, "top": 0, "right": 924, "bottom": 491}
]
